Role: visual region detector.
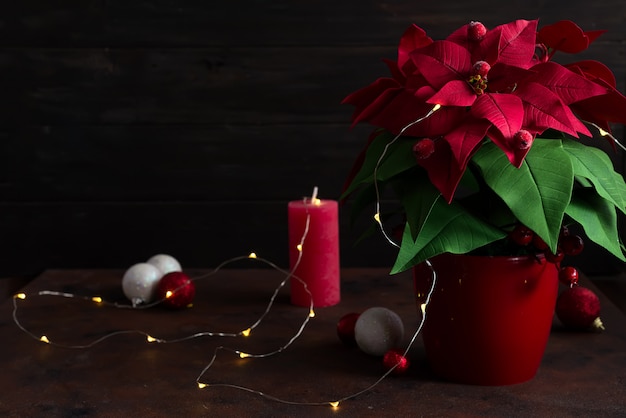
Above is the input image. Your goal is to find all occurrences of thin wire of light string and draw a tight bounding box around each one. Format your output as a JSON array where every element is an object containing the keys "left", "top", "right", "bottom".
[
  {"left": 11, "top": 188, "right": 317, "bottom": 349},
  {"left": 196, "top": 259, "right": 438, "bottom": 407},
  {"left": 373, "top": 104, "right": 441, "bottom": 248},
  {"left": 11, "top": 253, "right": 315, "bottom": 348},
  {"left": 584, "top": 120, "right": 626, "bottom": 152},
  {"left": 196, "top": 109, "right": 445, "bottom": 406},
  {"left": 10, "top": 140, "right": 442, "bottom": 408}
]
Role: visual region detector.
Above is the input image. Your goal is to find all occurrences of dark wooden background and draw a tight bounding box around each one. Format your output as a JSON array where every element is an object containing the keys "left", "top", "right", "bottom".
[{"left": 1, "top": 0, "right": 625, "bottom": 279}]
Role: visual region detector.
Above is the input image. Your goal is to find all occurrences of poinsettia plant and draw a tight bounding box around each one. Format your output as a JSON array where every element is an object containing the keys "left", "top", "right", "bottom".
[{"left": 342, "top": 19, "right": 626, "bottom": 274}]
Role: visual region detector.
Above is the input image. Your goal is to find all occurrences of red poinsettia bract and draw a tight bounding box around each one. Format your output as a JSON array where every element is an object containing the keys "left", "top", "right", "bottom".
[{"left": 343, "top": 19, "right": 626, "bottom": 202}]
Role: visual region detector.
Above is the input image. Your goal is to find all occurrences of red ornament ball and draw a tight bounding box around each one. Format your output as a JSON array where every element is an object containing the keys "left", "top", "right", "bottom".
[
  {"left": 382, "top": 348, "right": 410, "bottom": 375},
  {"left": 556, "top": 286, "right": 604, "bottom": 330},
  {"left": 155, "top": 272, "right": 196, "bottom": 309},
  {"left": 337, "top": 312, "right": 361, "bottom": 346}
]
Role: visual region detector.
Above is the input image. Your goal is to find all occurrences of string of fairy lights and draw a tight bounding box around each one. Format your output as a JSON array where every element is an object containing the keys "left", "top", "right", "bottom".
[
  {"left": 7, "top": 74, "right": 623, "bottom": 408},
  {"left": 373, "top": 104, "right": 441, "bottom": 248},
  {"left": 10, "top": 117, "right": 442, "bottom": 408}
]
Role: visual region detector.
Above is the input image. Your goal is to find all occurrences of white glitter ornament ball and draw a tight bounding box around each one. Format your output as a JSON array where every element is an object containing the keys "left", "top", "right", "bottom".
[
  {"left": 147, "top": 254, "right": 182, "bottom": 275},
  {"left": 122, "top": 263, "right": 164, "bottom": 306},
  {"left": 354, "top": 307, "right": 405, "bottom": 356}
]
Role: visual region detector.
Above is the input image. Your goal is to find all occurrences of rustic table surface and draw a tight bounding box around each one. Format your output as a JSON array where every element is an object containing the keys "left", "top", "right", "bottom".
[{"left": 0, "top": 268, "right": 625, "bottom": 417}]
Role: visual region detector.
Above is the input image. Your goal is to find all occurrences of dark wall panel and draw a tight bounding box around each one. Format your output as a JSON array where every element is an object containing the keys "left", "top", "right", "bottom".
[{"left": 1, "top": 1, "right": 625, "bottom": 276}]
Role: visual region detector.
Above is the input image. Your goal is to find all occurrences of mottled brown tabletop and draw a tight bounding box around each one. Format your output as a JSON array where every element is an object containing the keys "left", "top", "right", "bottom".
[{"left": 0, "top": 268, "right": 625, "bottom": 417}]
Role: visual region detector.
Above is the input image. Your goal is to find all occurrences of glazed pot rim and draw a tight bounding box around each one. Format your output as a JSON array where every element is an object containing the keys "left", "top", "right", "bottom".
[{"left": 432, "top": 252, "right": 546, "bottom": 262}]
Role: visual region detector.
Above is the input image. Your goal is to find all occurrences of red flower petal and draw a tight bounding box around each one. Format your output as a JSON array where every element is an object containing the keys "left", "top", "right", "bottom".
[
  {"left": 537, "top": 20, "right": 605, "bottom": 54},
  {"left": 342, "top": 78, "right": 402, "bottom": 126},
  {"left": 416, "top": 138, "right": 465, "bottom": 203},
  {"left": 486, "top": 127, "right": 532, "bottom": 167},
  {"left": 444, "top": 118, "right": 491, "bottom": 168},
  {"left": 471, "top": 93, "right": 523, "bottom": 139},
  {"left": 528, "top": 62, "right": 608, "bottom": 104},
  {"left": 473, "top": 26, "right": 501, "bottom": 65},
  {"left": 398, "top": 24, "right": 433, "bottom": 75},
  {"left": 566, "top": 60, "right": 617, "bottom": 88},
  {"left": 487, "top": 63, "right": 533, "bottom": 93},
  {"left": 570, "top": 84, "right": 626, "bottom": 130},
  {"left": 446, "top": 22, "right": 500, "bottom": 65},
  {"left": 427, "top": 80, "right": 476, "bottom": 107},
  {"left": 494, "top": 19, "right": 538, "bottom": 68},
  {"left": 364, "top": 90, "right": 466, "bottom": 138},
  {"left": 446, "top": 22, "right": 475, "bottom": 46},
  {"left": 410, "top": 40, "right": 472, "bottom": 90},
  {"left": 515, "top": 82, "right": 587, "bottom": 137},
  {"left": 399, "top": 106, "right": 467, "bottom": 138},
  {"left": 366, "top": 90, "right": 430, "bottom": 133}
]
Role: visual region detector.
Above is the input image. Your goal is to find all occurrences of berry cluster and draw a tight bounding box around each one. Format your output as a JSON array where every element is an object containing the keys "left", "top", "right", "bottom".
[
  {"left": 508, "top": 224, "right": 603, "bottom": 331},
  {"left": 508, "top": 224, "right": 584, "bottom": 286}
]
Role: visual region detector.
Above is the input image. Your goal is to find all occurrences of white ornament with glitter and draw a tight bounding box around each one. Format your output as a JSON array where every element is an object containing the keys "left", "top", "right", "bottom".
[
  {"left": 122, "top": 263, "right": 163, "bottom": 306},
  {"left": 354, "top": 307, "right": 405, "bottom": 356},
  {"left": 147, "top": 254, "right": 182, "bottom": 275}
]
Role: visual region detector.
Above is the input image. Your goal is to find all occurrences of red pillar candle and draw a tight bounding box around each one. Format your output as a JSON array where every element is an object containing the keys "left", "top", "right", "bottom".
[{"left": 288, "top": 193, "right": 340, "bottom": 307}]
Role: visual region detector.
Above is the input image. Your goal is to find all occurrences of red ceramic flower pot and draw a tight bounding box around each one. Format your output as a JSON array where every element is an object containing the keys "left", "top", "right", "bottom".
[{"left": 413, "top": 253, "right": 559, "bottom": 385}]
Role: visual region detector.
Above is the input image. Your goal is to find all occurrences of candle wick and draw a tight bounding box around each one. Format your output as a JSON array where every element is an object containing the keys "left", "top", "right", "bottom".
[{"left": 311, "top": 186, "right": 319, "bottom": 202}]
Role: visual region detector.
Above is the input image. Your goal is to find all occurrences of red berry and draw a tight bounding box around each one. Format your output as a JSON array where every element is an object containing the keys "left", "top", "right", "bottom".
[
  {"left": 558, "top": 266, "right": 579, "bottom": 286},
  {"left": 468, "top": 21, "right": 487, "bottom": 41},
  {"left": 560, "top": 234, "right": 584, "bottom": 256},
  {"left": 382, "top": 348, "right": 410, "bottom": 375},
  {"left": 472, "top": 60, "right": 491, "bottom": 78},
  {"left": 556, "top": 286, "right": 603, "bottom": 330},
  {"left": 509, "top": 224, "right": 534, "bottom": 246},
  {"left": 413, "top": 138, "right": 435, "bottom": 159},
  {"left": 514, "top": 130, "right": 534, "bottom": 150},
  {"left": 546, "top": 248, "right": 565, "bottom": 263},
  {"left": 337, "top": 312, "right": 361, "bottom": 346},
  {"left": 532, "top": 235, "right": 549, "bottom": 251}
]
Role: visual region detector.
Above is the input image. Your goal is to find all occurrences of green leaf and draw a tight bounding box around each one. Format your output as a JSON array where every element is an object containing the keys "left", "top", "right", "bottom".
[
  {"left": 341, "top": 131, "right": 417, "bottom": 198},
  {"left": 472, "top": 139, "right": 573, "bottom": 252},
  {"left": 566, "top": 189, "right": 626, "bottom": 261},
  {"left": 562, "top": 138, "right": 626, "bottom": 215},
  {"left": 394, "top": 168, "right": 441, "bottom": 240},
  {"left": 390, "top": 198, "right": 506, "bottom": 273},
  {"left": 376, "top": 139, "right": 419, "bottom": 181},
  {"left": 341, "top": 132, "right": 387, "bottom": 200}
]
